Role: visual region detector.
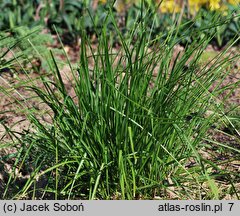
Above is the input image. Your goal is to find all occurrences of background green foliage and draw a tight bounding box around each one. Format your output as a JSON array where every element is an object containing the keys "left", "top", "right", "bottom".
[{"left": 0, "top": 0, "right": 239, "bottom": 47}]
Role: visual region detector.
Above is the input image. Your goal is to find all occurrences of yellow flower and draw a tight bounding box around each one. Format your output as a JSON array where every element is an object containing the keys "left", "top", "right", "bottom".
[
  {"left": 188, "top": 0, "right": 201, "bottom": 14},
  {"left": 228, "top": 0, "right": 240, "bottom": 5},
  {"left": 209, "top": 0, "right": 221, "bottom": 10},
  {"left": 160, "top": 0, "right": 181, "bottom": 13}
]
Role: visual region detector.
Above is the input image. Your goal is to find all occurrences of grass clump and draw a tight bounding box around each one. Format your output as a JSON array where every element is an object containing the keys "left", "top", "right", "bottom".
[{"left": 1, "top": 5, "right": 239, "bottom": 200}]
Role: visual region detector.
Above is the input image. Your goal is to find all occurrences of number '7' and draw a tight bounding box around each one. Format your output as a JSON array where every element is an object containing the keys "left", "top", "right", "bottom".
[{"left": 228, "top": 203, "right": 234, "bottom": 211}]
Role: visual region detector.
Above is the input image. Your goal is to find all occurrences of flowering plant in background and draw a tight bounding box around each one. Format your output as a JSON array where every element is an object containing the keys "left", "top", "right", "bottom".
[
  {"left": 209, "top": 0, "right": 221, "bottom": 10},
  {"left": 159, "top": 0, "right": 182, "bottom": 13},
  {"left": 109, "top": 0, "right": 240, "bottom": 13}
]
